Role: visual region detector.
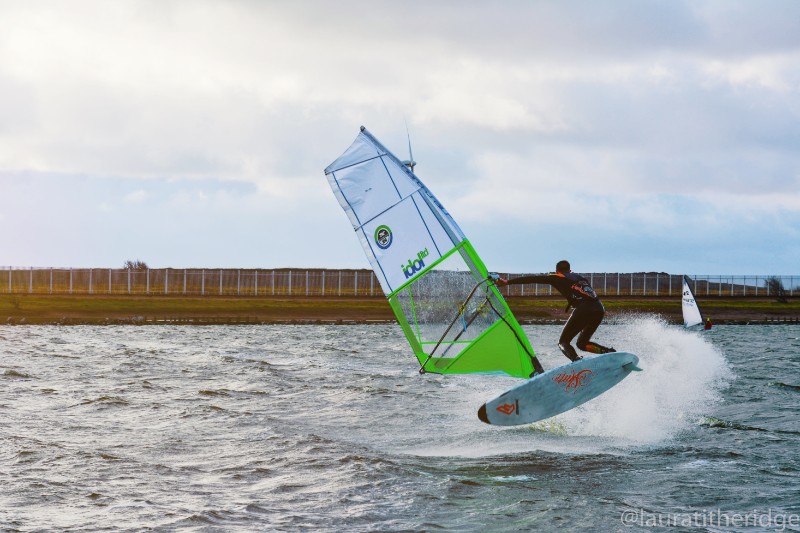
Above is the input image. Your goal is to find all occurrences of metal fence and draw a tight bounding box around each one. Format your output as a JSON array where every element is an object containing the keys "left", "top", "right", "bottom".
[
  {"left": 0, "top": 268, "right": 379, "bottom": 296},
  {"left": 500, "top": 273, "right": 798, "bottom": 298},
  {"left": 0, "top": 268, "right": 797, "bottom": 297}
]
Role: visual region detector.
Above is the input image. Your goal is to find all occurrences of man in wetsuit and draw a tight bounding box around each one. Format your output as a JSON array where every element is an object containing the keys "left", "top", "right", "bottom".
[{"left": 497, "top": 260, "right": 615, "bottom": 362}]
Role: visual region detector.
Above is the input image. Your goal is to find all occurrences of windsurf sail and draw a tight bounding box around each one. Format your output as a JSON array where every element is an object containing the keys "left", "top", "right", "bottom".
[
  {"left": 681, "top": 275, "right": 703, "bottom": 328},
  {"left": 325, "top": 127, "right": 540, "bottom": 378}
]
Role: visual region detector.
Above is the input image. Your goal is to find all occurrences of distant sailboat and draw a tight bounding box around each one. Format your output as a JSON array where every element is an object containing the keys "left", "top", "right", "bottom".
[{"left": 682, "top": 275, "right": 704, "bottom": 328}]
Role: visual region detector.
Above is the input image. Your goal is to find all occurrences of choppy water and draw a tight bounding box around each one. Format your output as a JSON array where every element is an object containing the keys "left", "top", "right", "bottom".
[{"left": 1, "top": 318, "right": 799, "bottom": 532}]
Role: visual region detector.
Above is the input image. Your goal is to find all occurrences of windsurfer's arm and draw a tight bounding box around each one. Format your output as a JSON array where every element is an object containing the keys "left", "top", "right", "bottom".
[{"left": 499, "top": 274, "right": 553, "bottom": 286}]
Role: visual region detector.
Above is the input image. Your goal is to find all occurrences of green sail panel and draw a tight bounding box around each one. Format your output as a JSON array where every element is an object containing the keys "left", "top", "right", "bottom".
[
  {"left": 388, "top": 241, "right": 535, "bottom": 378},
  {"left": 325, "top": 127, "right": 538, "bottom": 378}
]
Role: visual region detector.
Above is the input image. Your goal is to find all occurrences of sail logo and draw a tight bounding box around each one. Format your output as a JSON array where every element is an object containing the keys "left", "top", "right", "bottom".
[
  {"left": 374, "top": 225, "right": 393, "bottom": 250},
  {"left": 496, "top": 399, "right": 519, "bottom": 416},
  {"left": 553, "top": 368, "right": 593, "bottom": 393},
  {"left": 401, "top": 248, "right": 429, "bottom": 279}
]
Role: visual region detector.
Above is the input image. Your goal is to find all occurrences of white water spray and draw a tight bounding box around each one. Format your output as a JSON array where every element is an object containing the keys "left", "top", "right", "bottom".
[{"left": 555, "top": 315, "right": 733, "bottom": 444}]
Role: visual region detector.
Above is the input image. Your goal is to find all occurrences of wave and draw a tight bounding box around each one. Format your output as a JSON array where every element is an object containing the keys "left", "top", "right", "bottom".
[
  {"left": 769, "top": 381, "right": 800, "bottom": 392},
  {"left": 3, "top": 369, "right": 34, "bottom": 379}
]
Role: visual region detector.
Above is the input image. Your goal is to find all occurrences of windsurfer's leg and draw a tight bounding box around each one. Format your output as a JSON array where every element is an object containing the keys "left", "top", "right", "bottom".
[
  {"left": 558, "top": 310, "right": 584, "bottom": 362},
  {"left": 558, "top": 341, "right": 582, "bottom": 362},
  {"left": 575, "top": 303, "right": 614, "bottom": 353},
  {"left": 581, "top": 341, "right": 615, "bottom": 354}
]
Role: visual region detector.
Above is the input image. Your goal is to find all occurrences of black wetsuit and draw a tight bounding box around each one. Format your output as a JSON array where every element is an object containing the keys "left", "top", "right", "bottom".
[{"left": 506, "top": 272, "right": 613, "bottom": 361}]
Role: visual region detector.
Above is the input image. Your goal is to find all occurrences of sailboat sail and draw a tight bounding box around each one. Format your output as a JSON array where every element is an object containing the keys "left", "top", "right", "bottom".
[
  {"left": 682, "top": 275, "right": 703, "bottom": 328},
  {"left": 325, "top": 127, "right": 539, "bottom": 378}
]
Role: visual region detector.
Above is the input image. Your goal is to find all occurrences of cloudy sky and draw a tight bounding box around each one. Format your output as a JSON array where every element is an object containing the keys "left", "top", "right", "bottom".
[{"left": 1, "top": 1, "right": 798, "bottom": 274}]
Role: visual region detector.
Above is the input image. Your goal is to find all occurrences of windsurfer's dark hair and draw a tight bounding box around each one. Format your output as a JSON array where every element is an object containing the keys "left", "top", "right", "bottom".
[{"left": 556, "top": 260, "right": 570, "bottom": 273}]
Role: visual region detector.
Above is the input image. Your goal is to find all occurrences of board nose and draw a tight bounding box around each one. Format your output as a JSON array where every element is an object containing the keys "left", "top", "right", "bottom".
[{"left": 477, "top": 404, "right": 489, "bottom": 424}]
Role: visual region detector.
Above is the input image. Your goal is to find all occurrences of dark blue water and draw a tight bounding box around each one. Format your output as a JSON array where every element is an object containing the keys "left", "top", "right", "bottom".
[{"left": 1, "top": 319, "right": 798, "bottom": 531}]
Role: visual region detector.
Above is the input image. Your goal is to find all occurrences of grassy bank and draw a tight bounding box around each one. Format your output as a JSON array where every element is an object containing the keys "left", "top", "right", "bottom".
[
  {"left": 1, "top": 294, "right": 798, "bottom": 326},
  {"left": 0, "top": 295, "right": 394, "bottom": 325}
]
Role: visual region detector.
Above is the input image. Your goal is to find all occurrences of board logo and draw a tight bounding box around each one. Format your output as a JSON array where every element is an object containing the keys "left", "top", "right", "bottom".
[
  {"left": 496, "top": 399, "right": 519, "bottom": 416},
  {"left": 401, "top": 248, "right": 429, "bottom": 279},
  {"left": 374, "top": 225, "right": 392, "bottom": 249},
  {"left": 553, "top": 368, "right": 593, "bottom": 393}
]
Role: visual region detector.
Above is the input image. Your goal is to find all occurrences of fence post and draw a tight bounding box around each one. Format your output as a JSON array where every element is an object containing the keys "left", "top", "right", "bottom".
[
  {"left": 338, "top": 271, "right": 342, "bottom": 296},
  {"left": 322, "top": 271, "right": 325, "bottom": 296},
  {"left": 128, "top": 268, "right": 131, "bottom": 294},
  {"left": 306, "top": 270, "right": 309, "bottom": 297},
  {"left": 50, "top": 268, "right": 53, "bottom": 295},
  {"left": 29, "top": 267, "right": 33, "bottom": 294},
  {"left": 617, "top": 273, "right": 620, "bottom": 296},
  {"left": 255, "top": 270, "right": 258, "bottom": 296},
  {"left": 89, "top": 268, "right": 93, "bottom": 295},
  {"left": 288, "top": 271, "right": 292, "bottom": 296},
  {"left": 271, "top": 270, "right": 275, "bottom": 296},
  {"left": 237, "top": 269, "right": 241, "bottom": 296},
  {"left": 630, "top": 274, "right": 633, "bottom": 296},
  {"left": 108, "top": 269, "right": 112, "bottom": 294},
  {"left": 370, "top": 272, "right": 374, "bottom": 296},
  {"left": 354, "top": 271, "right": 358, "bottom": 296},
  {"left": 146, "top": 268, "right": 150, "bottom": 295},
  {"left": 165, "top": 269, "right": 169, "bottom": 295},
  {"left": 69, "top": 269, "right": 72, "bottom": 295},
  {"left": 8, "top": 268, "right": 11, "bottom": 293},
  {"left": 655, "top": 273, "right": 659, "bottom": 296},
  {"left": 643, "top": 274, "right": 647, "bottom": 296},
  {"left": 604, "top": 273, "right": 607, "bottom": 296},
  {"left": 201, "top": 269, "right": 205, "bottom": 296}
]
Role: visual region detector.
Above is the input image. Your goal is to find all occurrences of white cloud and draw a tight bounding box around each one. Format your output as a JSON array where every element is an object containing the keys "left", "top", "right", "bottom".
[
  {"left": 701, "top": 54, "right": 800, "bottom": 91},
  {"left": 123, "top": 190, "right": 148, "bottom": 203},
  {"left": 0, "top": 1, "right": 798, "bottom": 271}
]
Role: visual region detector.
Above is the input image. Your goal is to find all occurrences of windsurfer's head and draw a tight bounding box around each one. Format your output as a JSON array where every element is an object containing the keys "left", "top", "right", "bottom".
[{"left": 556, "top": 260, "right": 570, "bottom": 273}]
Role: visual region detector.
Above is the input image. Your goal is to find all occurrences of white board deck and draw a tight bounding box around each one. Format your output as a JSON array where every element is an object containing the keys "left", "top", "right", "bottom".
[{"left": 478, "top": 352, "right": 640, "bottom": 426}]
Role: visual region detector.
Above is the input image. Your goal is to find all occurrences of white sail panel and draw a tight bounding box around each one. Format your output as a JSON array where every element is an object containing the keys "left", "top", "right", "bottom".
[
  {"left": 328, "top": 156, "right": 420, "bottom": 229},
  {"left": 325, "top": 127, "right": 466, "bottom": 295},
  {"left": 682, "top": 277, "right": 703, "bottom": 327}
]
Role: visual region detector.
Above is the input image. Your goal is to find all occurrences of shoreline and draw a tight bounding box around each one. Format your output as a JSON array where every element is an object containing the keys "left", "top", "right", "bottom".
[{"left": 1, "top": 294, "right": 798, "bottom": 326}]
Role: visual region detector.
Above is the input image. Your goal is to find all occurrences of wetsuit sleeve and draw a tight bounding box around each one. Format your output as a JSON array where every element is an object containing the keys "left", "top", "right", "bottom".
[{"left": 505, "top": 274, "right": 554, "bottom": 286}]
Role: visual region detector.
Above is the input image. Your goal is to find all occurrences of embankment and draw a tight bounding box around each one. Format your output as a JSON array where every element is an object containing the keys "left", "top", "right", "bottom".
[{"left": 1, "top": 295, "right": 797, "bottom": 325}]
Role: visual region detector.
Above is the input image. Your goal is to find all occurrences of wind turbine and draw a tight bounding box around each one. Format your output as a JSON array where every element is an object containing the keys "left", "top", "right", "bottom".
[{"left": 401, "top": 121, "right": 416, "bottom": 172}]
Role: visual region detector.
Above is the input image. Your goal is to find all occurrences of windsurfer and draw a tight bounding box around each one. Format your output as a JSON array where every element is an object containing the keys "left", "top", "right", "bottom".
[{"left": 496, "top": 260, "right": 615, "bottom": 362}]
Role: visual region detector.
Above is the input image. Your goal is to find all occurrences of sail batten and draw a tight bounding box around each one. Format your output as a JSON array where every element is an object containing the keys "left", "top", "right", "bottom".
[{"left": 325, "top": 127, "right": 537, "bottom": 378}]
